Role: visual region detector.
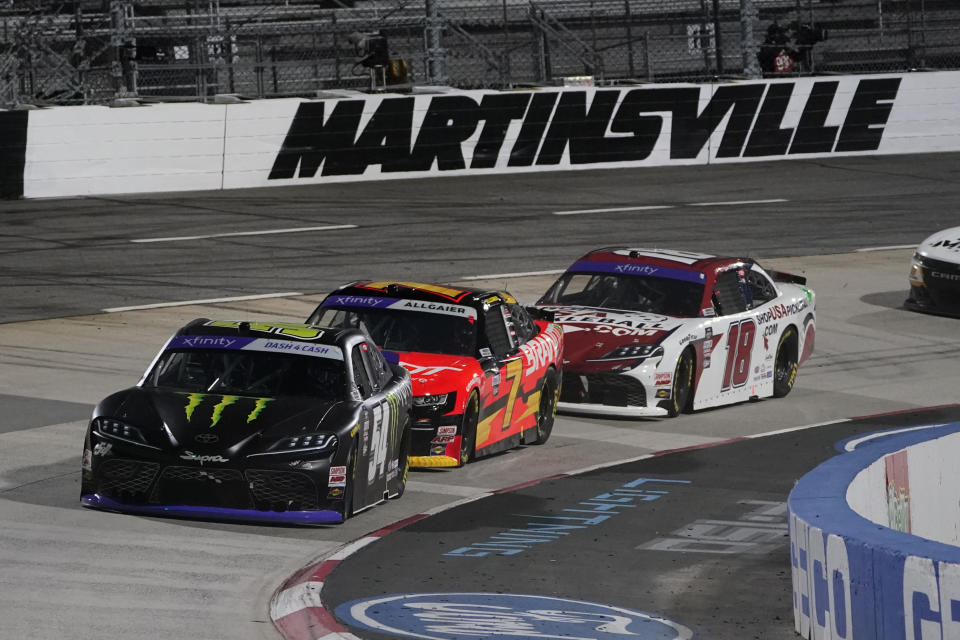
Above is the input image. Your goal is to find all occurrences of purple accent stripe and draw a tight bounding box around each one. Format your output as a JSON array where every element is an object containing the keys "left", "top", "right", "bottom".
[
  {"left": 568, "top": 260, "right": 706, "bottom": 284},
  {"left": 167, "top": 336, "right": 258, "bottom": 350},
  {"left": 81, "top": 494, "right": 344, "bottom": 525},
  {"left": 321, "top": 295, "right": 402, "bottom": 308}
]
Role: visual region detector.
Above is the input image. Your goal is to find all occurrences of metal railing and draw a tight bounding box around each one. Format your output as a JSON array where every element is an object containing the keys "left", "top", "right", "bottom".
[{"left": 1, "top": 0, "right": 958, "bottom": 105}]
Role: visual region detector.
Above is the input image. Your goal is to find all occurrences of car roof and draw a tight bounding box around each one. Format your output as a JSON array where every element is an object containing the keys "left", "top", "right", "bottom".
[
  {"left": 176, "top": 319, "right": 351, "bottom": 347},
  {"left": 572, "top": 247, "right": 743, "bottom": 276},
  {"left": 329, "top": 281, "right": 516, "bottom": 308}
]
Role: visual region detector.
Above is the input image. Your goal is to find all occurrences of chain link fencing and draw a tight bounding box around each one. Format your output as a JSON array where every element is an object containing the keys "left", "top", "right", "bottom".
[{"left": 1, "top": 0, "right": 958, "bottom": 106}]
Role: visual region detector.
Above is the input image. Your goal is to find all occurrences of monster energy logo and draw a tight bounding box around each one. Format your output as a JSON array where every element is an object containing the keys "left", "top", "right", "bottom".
[{"left": 182, "top": 393, "right": 274, "bottom": 428}]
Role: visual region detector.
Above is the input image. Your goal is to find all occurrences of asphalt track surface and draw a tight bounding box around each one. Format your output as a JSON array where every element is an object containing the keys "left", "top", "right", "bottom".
[
  {"left": 323, "top": 405, "right": 960, "bottom": 640},
  {"left": 1, "top": 153, "right": 959, "bottom": 640},
  {"left": 3, "top": 153, "right": 960, "bottom": 323}
]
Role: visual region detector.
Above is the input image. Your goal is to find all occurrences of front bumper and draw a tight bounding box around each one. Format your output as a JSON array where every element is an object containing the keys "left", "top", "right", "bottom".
[
  {"left": 81, "top": 493, "right": 344, "bottom": 524},
  {"left": 409, "top": 401, "right": 463, "bottom": 468},
  {"left": 559, "top": 370, "right": 669, "bottom": 417},
  {"left": 82, "top": 433, "right": 345, "bottom": 523},
  {"left": 557, "top": 401, "right": 668, "bottom": 418},
  {"left": 907, "top": 258, "right": 960, "bottom": 316}
]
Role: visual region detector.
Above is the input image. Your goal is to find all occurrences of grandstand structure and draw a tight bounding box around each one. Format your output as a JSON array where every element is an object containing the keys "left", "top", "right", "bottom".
[{"left": 1, "top": 0, "right": 958, "bottom": 105}]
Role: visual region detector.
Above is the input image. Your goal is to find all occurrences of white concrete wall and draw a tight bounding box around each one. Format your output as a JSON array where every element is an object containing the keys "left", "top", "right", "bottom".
[
  {"left": 847, "top": 431, "right": 960, "bottom": 546},
  {"left": 19, "top": 71, "right": 960, "bottom": 199}
]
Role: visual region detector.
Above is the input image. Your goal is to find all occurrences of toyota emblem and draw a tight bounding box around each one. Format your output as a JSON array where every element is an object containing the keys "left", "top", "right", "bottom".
[{"left": 194, "top": 433, "right": 219, "bottom": 444}]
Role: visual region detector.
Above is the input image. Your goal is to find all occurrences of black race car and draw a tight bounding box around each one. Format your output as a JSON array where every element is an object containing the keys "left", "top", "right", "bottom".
[
  {"left": 906, "top": 226, "right": 960, "bottom": 317},
  {"left": 80, "top": 320, "right": 412, "bottom": 524}
]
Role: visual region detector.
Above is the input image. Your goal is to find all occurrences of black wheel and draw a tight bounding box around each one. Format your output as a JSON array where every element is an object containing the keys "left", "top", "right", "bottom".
[
  {"left": 665, "top": 349, "right": 695, "bottom": 418},
  {"left": 458, "top": 392, "right": 479, "bottom": 467},
  {"left": 531, "top": 368, "right": 559, "bottom": 445},
  {"left": 773, "top": 327, "right": 799, "bottom": 398},
  {"left": 392, "top": 425, "right": 411, "bottom": 499}
]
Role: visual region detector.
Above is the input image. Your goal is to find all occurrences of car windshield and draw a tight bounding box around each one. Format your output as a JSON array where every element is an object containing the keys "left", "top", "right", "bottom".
[
  {"left": 311, "top": 307, "right": 477, "bottom": 356},
  {"left": 144, "top": 348, "right": 346, "bottom": 400},
  {"left": 542, "top": 272, "right": 704, "bottom": 317}
]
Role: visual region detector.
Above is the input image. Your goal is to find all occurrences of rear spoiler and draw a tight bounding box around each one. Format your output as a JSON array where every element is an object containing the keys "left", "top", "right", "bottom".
[{"left": 766, "top": 269, "right": 807, "bottom": 286}]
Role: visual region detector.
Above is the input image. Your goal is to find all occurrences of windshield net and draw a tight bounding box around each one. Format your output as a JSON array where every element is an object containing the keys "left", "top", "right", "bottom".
[
  {"left": 145, "top": 348, "right": 346, "bottom": 400},
  {"left": 312, "top": 307, "right": 476, "bottom": 356},
  {"left": 542, "top": 272, "right": 704, "bottom": 317}
]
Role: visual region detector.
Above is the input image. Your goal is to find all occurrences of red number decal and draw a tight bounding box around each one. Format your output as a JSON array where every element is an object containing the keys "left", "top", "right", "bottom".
[{"left": 721, "top": 320, "right": 756, "bottom": 391}]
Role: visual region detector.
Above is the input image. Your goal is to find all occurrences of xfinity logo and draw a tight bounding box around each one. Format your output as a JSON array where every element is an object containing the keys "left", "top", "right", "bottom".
[
  {"left": 269, "top": 78, "right": 900, "bottom": 180},
  {"left": 329, "top": 295, "right": 387, "bottom": 307},
  {"left": 615, "top": 264, "right": 659, "bottom": 275},
  {"left": 179, "top": 450, "right": 229, "bottom": 464},
  {"left": 180, "top": 336, "right": 236, "bottom": 348}
]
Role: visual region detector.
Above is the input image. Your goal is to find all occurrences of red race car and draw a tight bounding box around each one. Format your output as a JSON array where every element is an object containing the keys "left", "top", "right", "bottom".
[{"left": 308, "top": 281, "right": 563, "bottom": 467}]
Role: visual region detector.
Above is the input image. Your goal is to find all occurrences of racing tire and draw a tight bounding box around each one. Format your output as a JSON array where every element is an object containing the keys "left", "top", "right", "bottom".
[
  {"left": 531, "top": 368, "right": 559, "bottom": 445},
  {"left": 392, "top": 425, "right": 411, "bottom": 499},
  {"left": 458, "top": 392, "right": 480, "bottom": 467},
  {"left": 665, "top": 349, "right": 695, "bottom": 418},
  {"left": 773, "top": 326, "right": 799, "bottom": 398}
]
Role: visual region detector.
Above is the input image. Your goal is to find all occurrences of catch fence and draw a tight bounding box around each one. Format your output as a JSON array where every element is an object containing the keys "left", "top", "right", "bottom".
[{"left": 1, "top": 0, "right": 958, "bottom": 105}]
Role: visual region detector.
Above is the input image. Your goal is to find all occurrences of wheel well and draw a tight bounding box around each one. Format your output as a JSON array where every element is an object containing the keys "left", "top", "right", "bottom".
[{"left": 781, "top": 325, "right": 800, "bottom": 359}]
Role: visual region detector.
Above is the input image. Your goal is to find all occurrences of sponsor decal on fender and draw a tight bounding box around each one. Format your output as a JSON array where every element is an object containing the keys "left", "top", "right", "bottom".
[
  {"left": 518, "top": 326, "right": 562, "bottom": 375},
  {"left": 269, "top": 79, "right": 900, "bottom": 180}
]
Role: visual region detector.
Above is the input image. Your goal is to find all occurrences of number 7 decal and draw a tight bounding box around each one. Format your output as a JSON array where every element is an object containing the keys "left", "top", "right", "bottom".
[
  {"left": 722, "top": 319, "right": 756, "bottom": 391},
  {"left": 500, "top": 358, "right": 524, "bottom": 430}
]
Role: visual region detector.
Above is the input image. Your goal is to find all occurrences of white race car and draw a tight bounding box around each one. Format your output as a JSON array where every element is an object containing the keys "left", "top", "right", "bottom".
[
  {"left": 535, "top": 248, "right": 816, "bottom": 417},
  {"left": 906, "top": 226, "right": 960, "bottom": 317}
]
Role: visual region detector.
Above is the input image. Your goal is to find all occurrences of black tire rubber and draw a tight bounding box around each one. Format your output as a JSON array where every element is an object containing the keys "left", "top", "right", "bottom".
[
  {"left": 458, "top": 392, "right": 479, "bottom": 467},
  {"left": 392, "top": 426, "right": 411, "bottom": 499},
  {"left": 773, "top": 326, "right": 799, "bottom": 398},
  {"left": 531, "top": 368, "right": 559, "bottom": 445},
  {"left": 665, "top": 349, "right": 695, "bottom": 418}
]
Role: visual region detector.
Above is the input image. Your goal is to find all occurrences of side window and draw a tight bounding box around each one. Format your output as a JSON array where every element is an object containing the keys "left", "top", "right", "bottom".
[
  {"left": 712, "top": 270, "right": 749, "bottom": 316},
  {"left": 747, "top": 269, "right": 777, "bottom": 305},
  {"left": 507, "top": 303, "right": 537, "bottom": 345},
  {"left": 484, "top": 304, "right": 515, "bottom": 359},
  {"left": 362, "top": 341, "right": 392, "bottom": 390},
  {"left": 351, "top": 345, "right": 374, "bottom": 398}
]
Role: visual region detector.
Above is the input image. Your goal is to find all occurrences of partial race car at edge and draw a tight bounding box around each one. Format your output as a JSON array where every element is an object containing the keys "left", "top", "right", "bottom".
[{"left": 907, "top": 226, "right": 960, "bottom": 317}]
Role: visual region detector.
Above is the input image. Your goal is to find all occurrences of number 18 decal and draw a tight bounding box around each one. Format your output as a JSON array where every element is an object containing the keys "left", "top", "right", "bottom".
[{"left": 722, "top": 319, "right": 756, "bottom": 391}]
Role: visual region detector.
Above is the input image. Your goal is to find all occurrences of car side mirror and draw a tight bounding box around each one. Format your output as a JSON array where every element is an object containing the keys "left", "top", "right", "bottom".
[
  {"left": 479, "top": 356, "right": 499, "bottom": 375},
  {"left": 525, "top": 306, "right": 555, "bottom": 322}
]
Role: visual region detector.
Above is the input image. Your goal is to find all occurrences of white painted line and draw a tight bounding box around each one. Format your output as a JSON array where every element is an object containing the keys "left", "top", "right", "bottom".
[
  {"left": 103, "top": 291, "right": 303, "bottom": 313},
  {"left": 843, "top": 423, "right": 948, "bottom": 451},
  {"left": 405, "top": 480, "right": 490, "bottom": 497},
  {"left": 552, "top": 205, "right": 674, "bottom": 216},
  {"left": 131, "top": 224, "right": 357, "bottom": 243},
  {"left": 688, "top": 198, "right": 788, "bottom": 207},
  {"left": 460, "top": 269, "right": 564, "bottom": 281},
  {"left": 855, "top": 244, "right": 916, "bottom": 252},
  {"left": 328, "top": 536, "right": 380, "bottom": 561},
  {"left": 744, "top": 418, "right": 850, "bottom": 438}
]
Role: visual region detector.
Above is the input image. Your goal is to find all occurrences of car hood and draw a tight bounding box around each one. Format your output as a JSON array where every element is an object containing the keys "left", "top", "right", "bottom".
[
  {"left": 119, "top": 388, "right": 343, "bottom": 451},
  {"left": 538, "top": 305, "right": 687, "bottom": 370},
  {"left": 919, "top": 226, "right": 960, "bottom": 264},
  {"left": 382, "top": 350, "right": 478, "bottom": 396}
]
